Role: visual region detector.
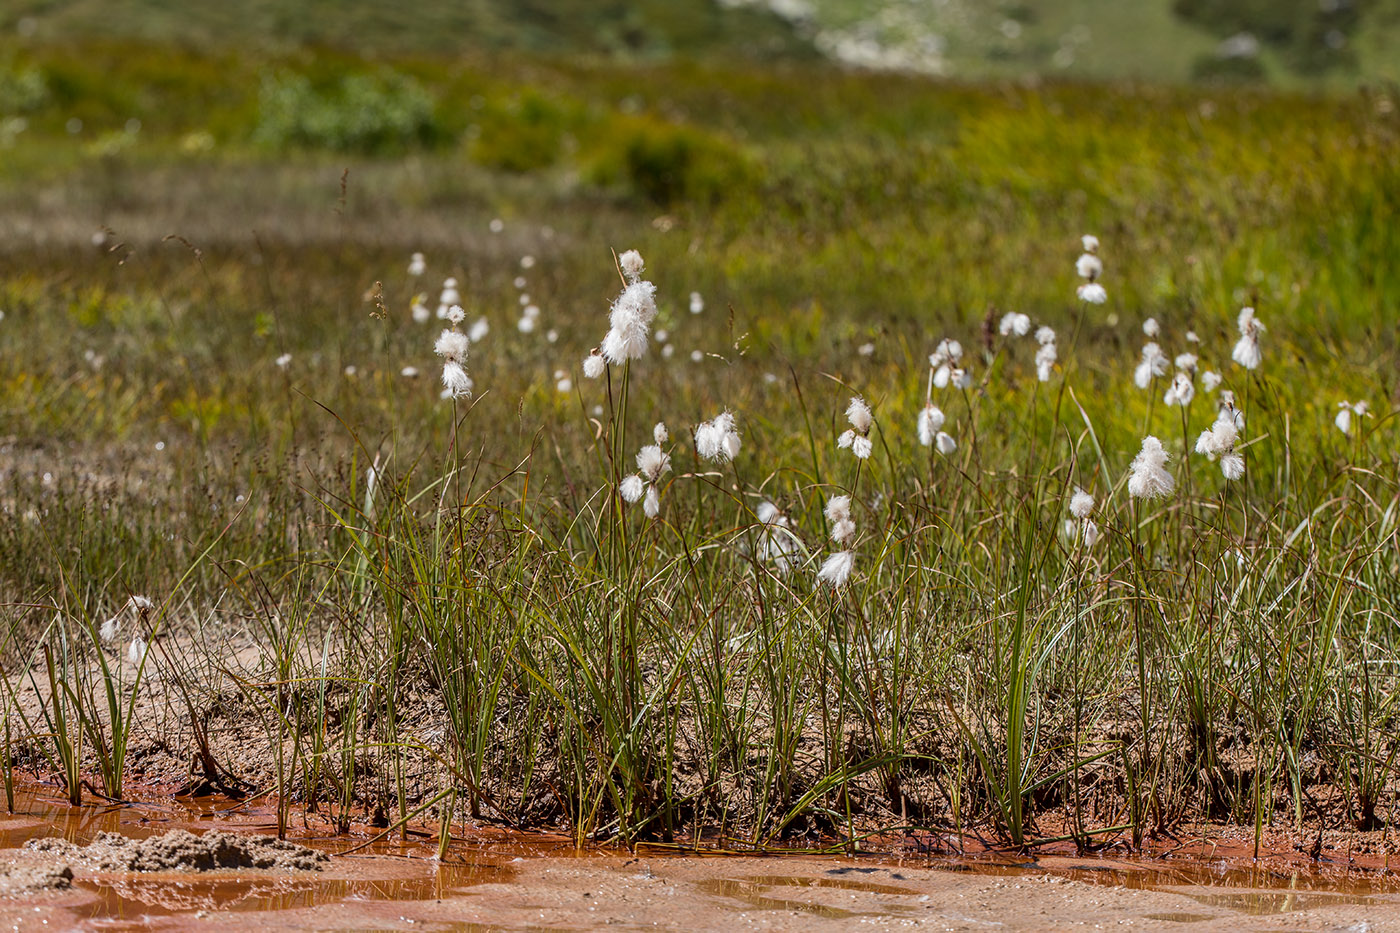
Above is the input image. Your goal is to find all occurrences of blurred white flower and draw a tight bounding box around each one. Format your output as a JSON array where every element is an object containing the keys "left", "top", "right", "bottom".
[
  {"left": 1335, "top": 400, "right": 1369, "bottom": 436},
  {"left": 917, "top": 403, "right": 945, "bottom": 447},
  {"left": 1231, "top": 307, "right": 1264, "bottom": 370},
  {"left": 1134, "top": 343, "right": 1168, "bottom": 389},
  {"left": 999, "top": 312, "right": 1031, "bottom": 337},
  {"left": 1077, "top": 283, "right": 1107, "bottom": 304},
  {"left": 1163, "top": 371, "right": 1194, "bottom": 407}
]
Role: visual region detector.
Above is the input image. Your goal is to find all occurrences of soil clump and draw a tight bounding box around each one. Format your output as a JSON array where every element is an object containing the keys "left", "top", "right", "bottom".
[{"left": 26, "top": 829, "right": 329, "bottom": 872}]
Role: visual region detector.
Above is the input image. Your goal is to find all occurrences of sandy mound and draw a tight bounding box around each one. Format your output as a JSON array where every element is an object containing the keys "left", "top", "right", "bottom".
[
  {"left": 0, "top": 863, "right": 73, "bottom": 896},
  {"left": 26, "top": 830, "right": 329, "bottom": 872}
]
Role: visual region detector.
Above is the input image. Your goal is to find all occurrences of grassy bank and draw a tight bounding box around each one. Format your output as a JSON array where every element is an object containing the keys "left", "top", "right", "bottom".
[{"left": 0, "top": 41, "right": 1398, "bottom": 849}]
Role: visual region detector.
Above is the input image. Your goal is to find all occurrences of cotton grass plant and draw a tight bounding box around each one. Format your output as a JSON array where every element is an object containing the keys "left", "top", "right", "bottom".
[{"left": 6, "top": 191, "right": 1400, "bottom": 860}]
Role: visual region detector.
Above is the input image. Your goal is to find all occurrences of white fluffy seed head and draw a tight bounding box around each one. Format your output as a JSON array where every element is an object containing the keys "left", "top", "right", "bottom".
[
  {"left": 1035, "top": 326, "right": 1056, "bottom": 346},
  {"left": 817, "top": 550, "right": 855, "bottom": 588},
  {"left": 636, "top": 444, "right": 670, "bottom": 481},
  {"left": 618, "top": 249, "right": 644, "bottom": 283},
  {"left": 935, "top": 431, "right": 957, "bottom": 455},
  {"left": 1077, "top": 283, "right": 1107, "bottom": 304},
  {"left": 1076, "top": 253, "right": 1103, "bottom": 281},
  {"left": 999, "top": 312, "right": 1031, "bottom": 337},
  {"left": 441, "top": 360, "right": 473, "bottom": 399},
  {"left": 852, "top": 436, "right": 873, "bottom": 459},
  {"left": 1070, "top": 488, "right": 1094, "bottom": 519},
  {"left": 1035, "top": 342, "right": 1057, "bottom": 382},
  {"left": 1232, "top": 334, "right": 1261, "bottom": 370},
  {"left": 1081, "top": 234, "right": 1099, "bottom": 253},
  {"left": 583, "top": 352, "right": 606, "bottom": 379},
  {"left": 1128, "top": 436, "right": 1175, "bottom": 499},
  {"left": 446, "top": 304, "right": 466, "bottom": 325},
  {"left": 620, "top": 474, "right": 645, "bottom": 503},
  {"left": 1220, "top": 451, "right": 1245, "bottom": 481},
  {"left": 917, "top": 404, "right": 945, "bottom": 447},
  {"left": 1142, "top": 317, "right": 1160, "bottom": 338},
  {"left": 831, "top": 518, "right": 857, "bottom": 546},
  {"left": 653, "top": 422, "right": 668, "bottom": 444},
  {"left": 1201, "top": 371, "right": 1222, "bottom": 392},
  {"left": 1164, "top": 372, "right": 1194, "bottom": 408},
  {"left": 435, "top": 329, "right": 469, "bottom": 362},
  {"left": 1082, "top": 520, "right": 1100, "bottom": 548},
  {"left": 643, "top": 484, "right": 660, "bottom": 518},
  {"left": 846, "top": 397, "right": 873, "bottom": 434},
  {"left": 825, "top": 494, "right": 852, "bottom": 524}
]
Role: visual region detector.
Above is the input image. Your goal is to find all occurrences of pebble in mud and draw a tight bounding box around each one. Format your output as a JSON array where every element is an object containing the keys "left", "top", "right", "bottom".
[{"left": 25, "top": 829, "right": 329, "bottom": 872}]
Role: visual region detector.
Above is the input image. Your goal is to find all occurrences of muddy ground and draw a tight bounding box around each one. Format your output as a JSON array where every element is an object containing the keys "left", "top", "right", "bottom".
[{"left": 1, "top": 784, "right": 1400, "bottom": 931}]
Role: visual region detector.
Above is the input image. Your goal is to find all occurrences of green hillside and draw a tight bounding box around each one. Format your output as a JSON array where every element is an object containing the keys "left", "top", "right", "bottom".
[{"left": 3, "top": 0, "right": 1398, "bottom": 84}]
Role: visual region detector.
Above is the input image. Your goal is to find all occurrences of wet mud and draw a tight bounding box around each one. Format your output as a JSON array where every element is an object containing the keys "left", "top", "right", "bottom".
[{"left": 1, "top": 783, "right": 1399, "bottom": 931}]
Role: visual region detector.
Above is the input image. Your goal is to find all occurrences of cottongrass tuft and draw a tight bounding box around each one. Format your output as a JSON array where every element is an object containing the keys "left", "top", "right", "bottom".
[
  {"left": 1035, "top": 327, "right": 1057, "bottom": 382},
  {"left": 434, "top": 327, "right": 472, "bottom": 399},
  {"left": 929, "top": 339, "right": 963, "bottom": 388},
  {"left": 917, "top": 403, "right": 945, "bottom": 447},
  {"left": 1076, "top": 234, "right": 1106, "bottom": 303},
  {"left": 1128, "top": 436, "right": 1175, "bottom": 499},
  {"left": 1335, "top": 400, "right": 1369, "bottom": 436},
  {"left": 595, "top": 249, "right": 659, "bottom": 366},
  {"left": 817, "top": 550, "right": 855, "bottom": 588},
  {"left": 436, "top": 277, "right": 460, "bottom": 319},
  {"left": 1164, "top": 371, "right": 1194, "bottom": 407},
  {"left": 695, "top": 411, "right": 741, "bottom": 463},
  {"left": 1065, "top": 488, "right": 1099, "bottom": 548},
  {"left": 582, "top": 350, "right": 605, "bottom": 380},
  {"left": 837, "top": 397, "right": 874, "bottom": 459},
  {"left": 998, "top": 312, "right": 1031, "bottom": 337},
  {"left": 818, "top": 494, "right": 857, "bottom": 587},
  {"left": 1077, "top": 283, "right": 1107, "bottom": 304},
  {"left": 1196, "top": 413, "right": 1244, "bottom": 481},
  {"left": 1134, "top": 342, "right": 1168, "bottom": 389},
  {"left": 755, "top": 501, "right": 801, "bottom": 574},
  {"left": 935, "top": 431, "right": 957, "bottom": 455},
  {"left": 101, "top": 595, "right": 153, "bottom": 643},
  {"left": 620, "top": 427, "right": 672, "bottom": 518},
  {"left": 1232, "top": 306, "right": 1264, "bottom": 370}
]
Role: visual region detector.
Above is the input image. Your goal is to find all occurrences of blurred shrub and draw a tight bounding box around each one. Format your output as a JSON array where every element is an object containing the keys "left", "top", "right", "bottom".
[
  {"left": 589, "top": 116, "right": 754, "bottom": 206},
  {"left": 0, "top": 61, "right": 49, "bottom": 113},
  {"left": 254, "top": 70, "right": 441, "bottom": 154},
  {"left": 1191, "top": 53, "right": 1268, "bottom": 82},
  {"left": 469, "top": 90, "right": 573, "bottom": 173}
]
